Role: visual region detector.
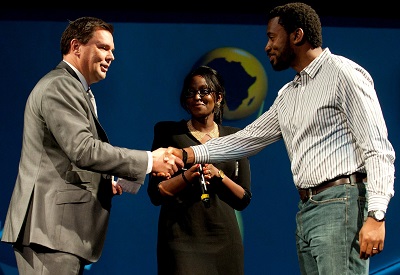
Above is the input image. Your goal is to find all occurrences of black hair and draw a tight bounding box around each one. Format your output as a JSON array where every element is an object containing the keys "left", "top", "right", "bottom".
[{"left": 268, "top": 2, "right": 322, "bottom": 48}]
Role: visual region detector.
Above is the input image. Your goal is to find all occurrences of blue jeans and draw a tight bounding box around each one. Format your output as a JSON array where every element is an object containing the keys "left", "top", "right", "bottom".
[{"left": 296, "top": 182, "right": 368, "bottom": 275}]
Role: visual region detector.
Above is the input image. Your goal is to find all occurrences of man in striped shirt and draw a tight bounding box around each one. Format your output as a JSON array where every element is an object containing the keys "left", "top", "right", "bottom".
[{"left": 169, "top": 2, "right": 395, "bottom": 275}]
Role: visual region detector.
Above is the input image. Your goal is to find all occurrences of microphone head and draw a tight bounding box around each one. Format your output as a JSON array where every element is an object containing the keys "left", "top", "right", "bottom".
[{"left": 201, "top": 194, "right": 210, "bottom": 208}]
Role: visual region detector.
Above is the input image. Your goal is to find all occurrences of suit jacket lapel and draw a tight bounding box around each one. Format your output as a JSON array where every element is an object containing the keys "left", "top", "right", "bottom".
[{"left": 56, "top": 61, "right": 109, "bottom": 143}]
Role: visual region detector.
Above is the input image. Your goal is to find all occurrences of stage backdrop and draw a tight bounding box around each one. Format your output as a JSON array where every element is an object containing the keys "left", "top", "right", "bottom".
[{"left": 0, "top": 17, "right": 399, "bottom": 275}]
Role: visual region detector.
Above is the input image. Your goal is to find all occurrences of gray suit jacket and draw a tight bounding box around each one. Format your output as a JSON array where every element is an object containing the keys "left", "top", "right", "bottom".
[{"left": 1, "top": 61, "right": 148, "bottom": 262}]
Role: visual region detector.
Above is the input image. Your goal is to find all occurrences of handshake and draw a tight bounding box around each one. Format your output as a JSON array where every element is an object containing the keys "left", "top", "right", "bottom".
[
  {"left": 113, "top": 147, "right": 191, "bottom": 195},
  {"left": 151, "top": 147, "right": 193, "bottom": 178}
]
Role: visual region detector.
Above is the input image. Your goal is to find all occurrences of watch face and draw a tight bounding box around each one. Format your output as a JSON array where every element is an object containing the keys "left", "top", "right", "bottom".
[
  {"left": 375, "top": 211, "right": 385, "bottom": 220},
  {"left": 369, "top": 210, "right": 385, "bottom": 221}
]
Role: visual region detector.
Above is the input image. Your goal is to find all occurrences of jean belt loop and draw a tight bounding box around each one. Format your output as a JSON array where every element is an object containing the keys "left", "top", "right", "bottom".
[
  {"left": 308, "top": 189, "right": 313, "bottom": 200},
  {"left": 350, "top": 175, "right": 355, "bottom": 186}
]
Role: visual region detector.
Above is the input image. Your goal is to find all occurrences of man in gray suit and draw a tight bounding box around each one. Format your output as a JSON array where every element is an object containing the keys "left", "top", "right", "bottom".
[{"left": 1, "top": 17, "right": 183, "bottom": 275}]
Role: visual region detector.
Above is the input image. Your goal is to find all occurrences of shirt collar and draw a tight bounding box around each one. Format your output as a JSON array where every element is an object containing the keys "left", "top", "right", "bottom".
[
  {"left": 62, "top": 60, "right": 89, "bottom": 91},
  {"left": 303, "top": 47, "right": 330, "bottom": 79}
]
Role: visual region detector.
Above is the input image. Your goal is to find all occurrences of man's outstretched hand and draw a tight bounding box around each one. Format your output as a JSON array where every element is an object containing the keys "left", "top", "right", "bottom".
[{"left": 151, "top": 147, "right": 184, "bottom": 179}]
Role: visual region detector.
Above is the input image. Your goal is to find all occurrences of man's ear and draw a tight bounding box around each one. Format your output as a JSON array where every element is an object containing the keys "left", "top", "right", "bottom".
[
  {"left": 293, "top": 28, "right": 304, "bottom": 44},
  {"left": 71, "top": 39, "right": 81, "bottom": 54}
]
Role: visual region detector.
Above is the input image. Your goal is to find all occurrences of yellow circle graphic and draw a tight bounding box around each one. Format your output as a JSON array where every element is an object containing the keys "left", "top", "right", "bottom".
[{"left": 196, "top": 47, "right": 268, "bottom": 120}]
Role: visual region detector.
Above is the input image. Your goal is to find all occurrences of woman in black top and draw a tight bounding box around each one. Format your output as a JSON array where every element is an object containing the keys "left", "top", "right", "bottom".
[{"left": 148, "top": 65, "right": 252, "bottom": 275}]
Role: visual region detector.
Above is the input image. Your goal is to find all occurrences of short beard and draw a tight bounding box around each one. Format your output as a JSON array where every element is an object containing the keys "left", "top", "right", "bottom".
[
  {"left": 270, "top": 41, "right": 294, "bottom": 71},
  {"left": 271, "top": 60, "right": 290, "bottom": 71}
]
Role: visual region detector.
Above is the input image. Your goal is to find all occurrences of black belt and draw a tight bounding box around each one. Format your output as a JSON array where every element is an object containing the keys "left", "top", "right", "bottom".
[{"left": 298, "top": 173, "right": 367, "bottom": 203}]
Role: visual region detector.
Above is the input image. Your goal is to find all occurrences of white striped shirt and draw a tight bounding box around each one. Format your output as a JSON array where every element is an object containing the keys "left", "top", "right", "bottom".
[{"left": 192, "top": 48, "right": 395, "bottom": 212}]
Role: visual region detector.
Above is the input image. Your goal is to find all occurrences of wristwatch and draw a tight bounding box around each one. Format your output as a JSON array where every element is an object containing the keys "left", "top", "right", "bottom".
[
  {"left": 368, "top": 210, "right": 386, "bottom": 222},
  {"left": 218, "top": 170, "right": 225, "bottom": 179}
]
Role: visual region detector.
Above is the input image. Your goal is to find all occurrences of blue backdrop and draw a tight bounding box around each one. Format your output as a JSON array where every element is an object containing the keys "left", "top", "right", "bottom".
[{"left": 0, "top": 17, "right": 399, "bottom": 275}]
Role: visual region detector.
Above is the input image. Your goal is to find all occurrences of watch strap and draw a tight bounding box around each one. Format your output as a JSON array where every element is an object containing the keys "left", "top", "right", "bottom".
[{"left": 368, "top": 210, "right": 386, "bottom": 221}]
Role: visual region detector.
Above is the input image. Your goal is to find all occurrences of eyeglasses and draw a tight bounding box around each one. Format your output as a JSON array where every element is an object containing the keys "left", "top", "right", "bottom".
[{"left": 185, "top": 88, "right": 213, "bottom": 98}]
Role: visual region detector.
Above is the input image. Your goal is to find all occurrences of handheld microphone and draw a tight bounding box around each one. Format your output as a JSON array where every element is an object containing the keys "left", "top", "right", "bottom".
[{"left": 198, "top": 164, "right": 210, "bottom": 208}]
